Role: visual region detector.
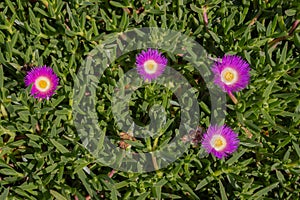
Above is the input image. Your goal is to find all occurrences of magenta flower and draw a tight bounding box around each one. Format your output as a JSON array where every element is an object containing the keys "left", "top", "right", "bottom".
[
  {"left": 136, "top": 48, "right": 168, "bottom": 81},
  {"left": 212, "top": 55, "right": 250, "bottom": 93},
  {"left": 24, "top": 66, "right": 59, "bottom": 99},
  {"left": 201, "top": 125, "right": 239, "bottom": 159}
]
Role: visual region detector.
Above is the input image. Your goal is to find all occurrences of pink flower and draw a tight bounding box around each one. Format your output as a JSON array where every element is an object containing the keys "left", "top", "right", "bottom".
[
  {"left": 24, "top": 66, "right": 59, "bottom": 99},
  {"left": 202, "top": 125, "right": 239, "bottom": 159},
  {"left": 212, "top": 55, "right": 250, "bottom": 93},
  {"left": 136, "top": 48, "right": 168, "bottom": 81}
]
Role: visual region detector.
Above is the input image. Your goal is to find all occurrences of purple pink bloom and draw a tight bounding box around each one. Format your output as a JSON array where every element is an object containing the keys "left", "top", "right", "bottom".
[
  {"left": 24, "top": 66, "right": 59, "bottom": 99},
  {"left": 201, "top": 125, "right": 239, "bottom": 159},
  {"left": 136, "top": 48, "right": 168, "bottom": 81},
  {"left": 212, "top": 55, "right": 250, "bottom": 93}
]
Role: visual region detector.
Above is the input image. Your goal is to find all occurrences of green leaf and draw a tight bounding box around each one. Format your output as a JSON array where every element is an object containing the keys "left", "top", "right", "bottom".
[
  {"left": 279, "top": 42, "right": 288, "bottom": 64},
  {"left": 119, "top": 11, "right": 129, "bottom": 31},
  {"left": 294, "top": 33, "right": 300, "bottom": 48},
  {"left": 147, "top": 9, "right": 164, "bottom": 15},
  {"left": 261, "top": 109, "right": 276, "bottom": 126},
  {"left": 249, "top": 182, "right": 279, "bottom": 200},
  {"left": 0, "top": 187, "right": 9, "bottom": 199},
  {"left": 285, "top": 9, "right": 297, "bottom": 16},
  {"left": 77, "top": 169, "right": 95, "bottom": 197},
  {"left": 110, "top": 1, "right": 128, "bottom": 8},
  {"left": 50, "top": 190, "right": 68, "bottom": 200},
  {"left": 275, "top": 170, "right": 285, "bottom": 183},
  {"left": 124, "top": 140, "right": 144, "bottom": 148},
  {"left": 0, "top": 65, "right": 3, "bottom": 88},
  {"left": 36, "top": 163, "right": 58, "bottom": 175},
  {"left": 154, "top": 178, "right": 168, "bottom": 187},
  {"left": 153, "top": 178, "right": 168, "bottom": 200},
  {"left": 208, "top": 30, "right": 220, "bottom": 43},
  {"left": 275, "top": 137, "right": 291, "bottom": 153},
  {"left": 18, "top": 183, "right": 38, "bottom": 191},
  {"left": 4, "top": 0, "right": 16, "bottom": 15},
  {"left": 161, "top": 193, "right": 182, "bottom": 199},
  {"left": 199, "top": 101, "right": 211, "bottom": 114},
  {"left": 190, "top": 4, "right": 202, "bottom": 13},
  {"left": 219, "top": 180, "right": 228, "bottom": 200},
  {"left": 196, "top": 176, "right": 214, "bottom": 190},
  {"left": 136, "top": 192, "right": 150, "bottom": 200},
  {"left": 14, "top": 188, "right": 35, "bottom": 200},
  {"left": 179, "top": 181, "right": 200, "bottom": 199},
  {"left": 51, "top": 96, "right": 65, "bottom": 107},
  {"left": 33, "top": 7, "right": 50, "bottom": 17},
  {"left": 226, "top": 149, "right": 247, "bottom": 165},
  {"left": 224, "top": 10, "right": 237, "bottom": 34},
  {"left": 240, "top": 140, "right": 261, "bottom": 148},
  {"left": 292, "top": 141, "right": 300, "bottom": 159},
  {"left": 26, "top": 134, "right": 42, "bottom": 141},
  {"left": 50, "top": 139, "right": 69, "bottom": 154},
  {"left": 0, "top": 168, "right": 23, "bottom": 177}
]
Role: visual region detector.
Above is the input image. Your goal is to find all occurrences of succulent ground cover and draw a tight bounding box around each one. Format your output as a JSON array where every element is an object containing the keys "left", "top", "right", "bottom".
[{"left": 0, "top": 0, "right": 299, "bottom": 199}]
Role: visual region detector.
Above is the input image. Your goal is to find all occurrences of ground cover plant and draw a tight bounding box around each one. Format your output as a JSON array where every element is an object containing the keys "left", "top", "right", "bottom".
[{"left": 0, "top": 0, "right": 300, "bottom": 199}]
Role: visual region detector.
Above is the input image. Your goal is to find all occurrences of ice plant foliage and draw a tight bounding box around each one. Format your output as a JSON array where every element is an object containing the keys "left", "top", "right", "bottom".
[
  {"left": 202, "top": 125, "right": 239, "bottom": 159},
  {"left": 212, "top": 55, "right": 250, "bottom": 93},
  {"left": 136, "top": 48, "right": 168, "bottom": 81},
  {"left": 24, "top": 66, "right": 59, "bottom": 99}
]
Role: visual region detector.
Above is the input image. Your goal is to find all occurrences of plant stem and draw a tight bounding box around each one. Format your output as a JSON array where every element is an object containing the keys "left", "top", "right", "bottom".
[
  {"left": 203, "top": 6, "right": 208, "bottom": 28},
  {"left": 151, "top": 153, "right": 159, "bottom": 171},
  {"left": 228, "top": 92, "right": 238, "bottom": 104},
  {"left": 152, "top": 137, "right": 159, "bottom": 150},
  {"left": 269, "top": 19, "right": 300, "bottom": 47},
  {"left": 249, "top": 9, "right": 262, "bottom": 26}
]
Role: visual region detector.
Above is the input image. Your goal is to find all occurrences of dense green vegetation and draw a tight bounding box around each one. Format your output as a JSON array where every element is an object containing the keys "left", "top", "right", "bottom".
[{"left": 0, "top": 0, "right": 299, "bottom": 199}]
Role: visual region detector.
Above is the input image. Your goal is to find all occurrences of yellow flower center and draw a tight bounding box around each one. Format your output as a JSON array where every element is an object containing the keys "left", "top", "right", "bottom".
[
  {"left": 214, "top": 138, "right": 224, "bottom": 148},
  {"left": 210, "top": 135, "right": 227, "bottom": 151},
  {"left": 221, "top": 67, "right": 238, "bottom": 85},
  {"left": 144, "top": 60, "right": 158, "bottom": 74},
  {"left": 38, "top": 80, "right": 48, "bottom": 89},
  {"left": 147, "top": 62, "right": 155, "bottom": 70},
  {"left": 35, "top": 77, "right": 51, "bottom": 92},
  {"left": 224, "top": 71, "right": 234, "bottom": 82}
]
